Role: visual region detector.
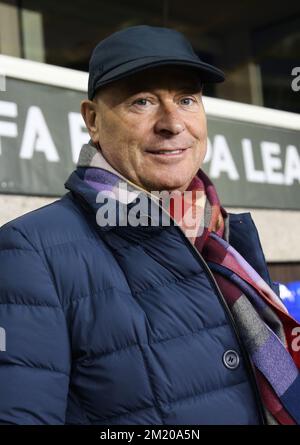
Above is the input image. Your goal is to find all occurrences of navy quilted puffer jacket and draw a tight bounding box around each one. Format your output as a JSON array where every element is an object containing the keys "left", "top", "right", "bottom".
[{"left": 0, "top": 168, "right": 276, "bottom": 424}]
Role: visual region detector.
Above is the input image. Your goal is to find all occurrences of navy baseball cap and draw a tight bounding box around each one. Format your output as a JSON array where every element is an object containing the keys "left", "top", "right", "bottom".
[{"left": 88, "top": 25, "right": 225, "bottom": 100}]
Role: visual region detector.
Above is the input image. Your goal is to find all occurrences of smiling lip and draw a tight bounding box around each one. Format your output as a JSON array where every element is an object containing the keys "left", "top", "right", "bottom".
[{"left": 145, "top": 147, "right": 189, "bottom": 156}]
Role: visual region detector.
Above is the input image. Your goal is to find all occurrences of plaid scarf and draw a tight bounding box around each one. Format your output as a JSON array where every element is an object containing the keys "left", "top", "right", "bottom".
[{"left": 77, "top": 141, "right": 300, "bottom": 425}]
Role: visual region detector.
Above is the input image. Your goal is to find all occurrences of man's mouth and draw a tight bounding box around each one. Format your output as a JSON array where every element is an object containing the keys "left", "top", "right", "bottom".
[{"left": 146, "top": 148, "right": 188, "bottom": 156}]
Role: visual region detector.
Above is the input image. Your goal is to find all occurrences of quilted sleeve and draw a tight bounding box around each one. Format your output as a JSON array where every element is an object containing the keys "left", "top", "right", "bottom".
[{"left": 0, "top": 224, "right": 71, "bottom": 424}]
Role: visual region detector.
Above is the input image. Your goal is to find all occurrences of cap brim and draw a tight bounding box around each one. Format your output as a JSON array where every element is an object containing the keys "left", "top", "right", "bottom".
[{"left": 91, "top": 56, "right": 225, "bottom": 98}]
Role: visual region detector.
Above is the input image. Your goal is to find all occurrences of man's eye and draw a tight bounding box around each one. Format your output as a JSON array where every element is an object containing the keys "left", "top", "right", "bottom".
[
  {"left": 133, "top": 98, "right": 150, "bottom": 106},
  {"left": 180, "top": 97, "right": 196, "bottom": 106}
]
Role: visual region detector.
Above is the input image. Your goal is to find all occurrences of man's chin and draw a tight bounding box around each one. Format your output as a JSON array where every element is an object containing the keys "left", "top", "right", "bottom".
[{"left": 142, "top": 177, "right": 192, "bottom": 193}]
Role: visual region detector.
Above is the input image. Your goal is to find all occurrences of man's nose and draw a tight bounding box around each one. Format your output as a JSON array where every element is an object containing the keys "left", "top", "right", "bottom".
[{"left": 154, "top": 105, "right": 185, "bottom": 136}]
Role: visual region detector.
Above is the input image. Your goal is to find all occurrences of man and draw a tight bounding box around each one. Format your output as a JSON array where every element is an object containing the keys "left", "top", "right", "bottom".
[{"left": 0, "top": 25, "right": 299, "bottom": 425}]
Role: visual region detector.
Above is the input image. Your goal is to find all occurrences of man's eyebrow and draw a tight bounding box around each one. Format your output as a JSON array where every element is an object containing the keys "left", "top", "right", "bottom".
[{"left": 127, "top": 84, "right": 203, "bottom": 95}]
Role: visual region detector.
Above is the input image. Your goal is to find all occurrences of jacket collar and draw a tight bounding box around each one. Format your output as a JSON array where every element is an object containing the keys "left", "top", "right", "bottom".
[{"left": 64, "top": 167, "right": 172, "bottom": 232}]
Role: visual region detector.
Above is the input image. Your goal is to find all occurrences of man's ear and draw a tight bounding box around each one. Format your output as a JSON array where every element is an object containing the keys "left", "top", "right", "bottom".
[{"left": 80, "top": 99, "right": 99, "bottom": 144}]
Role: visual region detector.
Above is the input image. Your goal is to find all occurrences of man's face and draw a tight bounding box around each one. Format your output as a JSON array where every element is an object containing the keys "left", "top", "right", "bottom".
[{"left": 81, "top": 66, "right": 207, "bottom": 192}]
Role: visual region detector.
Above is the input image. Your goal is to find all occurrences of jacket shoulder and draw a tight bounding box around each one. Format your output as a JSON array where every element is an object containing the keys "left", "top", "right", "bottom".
[{"left": 0, "top": 192, "right": 98, "bottom": 251}]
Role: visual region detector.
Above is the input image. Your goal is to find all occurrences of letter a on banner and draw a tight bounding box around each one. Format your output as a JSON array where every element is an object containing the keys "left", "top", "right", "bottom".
[{"left": 19, "top": 106, "right": 60, "bottom": 162}]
